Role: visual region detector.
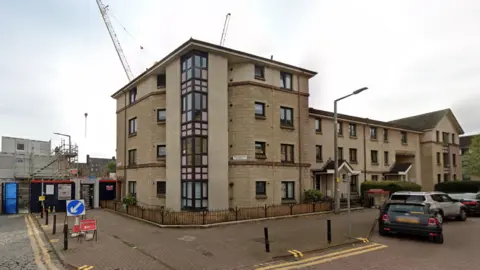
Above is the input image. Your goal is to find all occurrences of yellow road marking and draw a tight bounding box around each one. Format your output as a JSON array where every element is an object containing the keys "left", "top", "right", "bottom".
[
  {"left": 292, "top": 250, "right": 303, "bottom": 258},
  {"left": 256, "top": 243, "right": 386, "bottom": 270},
  {"left": 26, "top": 215, "right": 58, "bottom": 270},
  {"left": 276, "top": 244, "right": 387, "bottom": 269},
  {"left": 78, "top": 266, "right": 94, "bottom": 270},
  {"left": 356, "top": 237, "right": 369, "bottom": 243},
  {"left": 25, "top": 216, "right": 46, "bottom": 270},
  {"left": 49, "top": 239, "right": 59, "bottom": 243},
  {"left": 288, "top": 250, "right": 299, "bottom": 258}
]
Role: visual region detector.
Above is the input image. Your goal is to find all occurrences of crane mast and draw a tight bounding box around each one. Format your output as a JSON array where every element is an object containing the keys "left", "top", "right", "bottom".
[
  {"left": 96, "top": 0, "right": 134, "bottom": 81},
  {"left": 220, "top": 13, "right": 231, "bottom": 46}
]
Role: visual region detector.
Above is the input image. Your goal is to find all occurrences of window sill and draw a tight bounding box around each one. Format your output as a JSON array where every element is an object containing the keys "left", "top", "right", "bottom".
[
  {"left": 315, "top": 131, "right": 322, "bottom": 135},
  {"left": 255, "top": 154, "right": 267, "bottom": 160},
  {"left": 371, "top": 162, "right": 379, "bottom": 166},
  {"left": 384, "top": 140, "right": 389, "bottom": 143},
  {"left": 255, "top": 115, "right": 266, "bottom": 120},
  {"left": 128, "top": 132, "right": 137, "bottom": 138},
  {"left": 370, "top": 138, "right": 378, "bottom": 141},
  {"left": 256, "top": 195, "right": 267, "bottom": 199},
  {"left": 338, "top": 134, "right": 344, "bottom": 137},
  {"left": 254, "top": 76, "right": 265, "bottom": 81},
  {"left": 157, "top": 120, "right": 166, "bottom": 125},
  {"left": 384, "top": 163, "right": 389, "bottom": 166},
  {"left": 280, "top": 125, "right": 295, "bottom": 130},
  {"left": 281, "top": 160, "right": 295, "bottom": 164},
  {"left": 349, "top": 136, "right": 357, "bottom": 139},
  {"left": 282, "top": 199, "right": 296, "bottom": 204},
  {"left": 402, "top": 142, "right": 408, "bottom": 145},
  {"left": 316, "top": 159, "right": 323, "bottom": 163},
  {"left": 157, "top": 86, "right": 166, "bottom": 90},
  {"left": 280, "top": 87, "right": 293, "bottom": 91},
  {"left": 350, "top": 161, "right": 358, "bottom": 164},
  {"left": 156, "top": 194, "right": 166, "bottom": 198},
  {"left": 157, "top": 157, "right": 166, "bottom": 161}
]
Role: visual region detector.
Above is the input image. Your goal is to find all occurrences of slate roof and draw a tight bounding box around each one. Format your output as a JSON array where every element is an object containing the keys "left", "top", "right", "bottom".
[
  {"left": 312, "top": 159, "right": 354, "bottom": 173},
  {"left": 385, "top": 163, "right": 412, "bottom": 174},
  {"left": 388, "top": 109, "right": 450, "bottom": 131}
]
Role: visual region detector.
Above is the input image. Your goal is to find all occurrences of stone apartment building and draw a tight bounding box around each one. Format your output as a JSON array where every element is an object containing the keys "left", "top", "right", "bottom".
[{"left": 113, "top": 38, "right": 464, "bottom": 211}]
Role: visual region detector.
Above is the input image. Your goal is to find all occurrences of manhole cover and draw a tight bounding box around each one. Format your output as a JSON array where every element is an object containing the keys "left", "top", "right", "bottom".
[{"left": 178, "top": 235, "right": 196, "bottom": 242}]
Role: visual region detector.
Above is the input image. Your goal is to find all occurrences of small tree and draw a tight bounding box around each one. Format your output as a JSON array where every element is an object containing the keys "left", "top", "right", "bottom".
[
  {"left": 464, "top": 135, "right": 480, "bottom": 178},
  {"left": 106, "top": 161, "right": 116, "bottom": 174}
]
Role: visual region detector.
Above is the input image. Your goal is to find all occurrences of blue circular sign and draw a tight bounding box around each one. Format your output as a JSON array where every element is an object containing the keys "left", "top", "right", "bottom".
[{"left": 67, "top": 200, "right": 85, "bottom": 216}]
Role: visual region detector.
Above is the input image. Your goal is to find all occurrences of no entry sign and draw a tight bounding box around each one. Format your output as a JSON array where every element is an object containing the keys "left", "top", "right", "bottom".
[{"left": 80, "top": 219, "right": 97, "bottom": 231}]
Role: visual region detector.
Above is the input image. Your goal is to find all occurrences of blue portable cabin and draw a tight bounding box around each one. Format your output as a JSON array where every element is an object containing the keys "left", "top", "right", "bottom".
[{"left": 1, "top": 182, "right": 19, "bottom": 214}]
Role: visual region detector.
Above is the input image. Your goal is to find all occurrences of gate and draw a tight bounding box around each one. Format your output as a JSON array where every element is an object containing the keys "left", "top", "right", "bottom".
[
  {"left": 2, "top": 182, "right": 18, "bottom": 214},
  {"left": 81, "top": 184, "right": 94, "bottom": 209}
]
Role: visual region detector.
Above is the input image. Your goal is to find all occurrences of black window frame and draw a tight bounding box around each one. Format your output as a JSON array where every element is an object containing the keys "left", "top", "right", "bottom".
[
  {"left": 16, "top": 143, "right": 25, "bottom": 151},
  {"left": 156, "top": 181, "right": 166, "bottom": 196},
  {"left": 280, "top": 144, "right": 294, "bottom": 163},
  {"left": 255, "top": 141, "right": 266, "bottom": 157},
  {"left": 128, "top": 117, "right": 137, "bottom": 135},
  {"left": 349, "top": 123, "right": 357, "bottom": 137},
  {"left": 349, "top": 148, "right": 358, "bottom": 163},
  {"left": 157, "top": 144, "right": 166, "bottom": 158},
  {"left": 401, "top": 131, "right": 408, "bottom": 144},
  {"left": 280, "top": 72, "right": 292, "bottom": 90},
  {"left": 181, "top": 180, "right": 208, "bottom": 211},
  {"left": 350, "top": 175, "right": 358, "bottom": 192},
  {"left": 315, "top": 145, "right": 323, "bottom": 162},
  {"left": 255, "top": 102, "right": 265, "bottom": 117},
  {"left": 280, "top": 106, "right": 294, "bottom": 127},
  {"left": 129, "top": 88, "right": 137, "bottom": 104},
  {"left": 255, "top": 181, "right": 266, "bottom": 196},
  {"left": 157, "top": 109, "right": 166, "bottom": 122},
  {"left": 281, "top": 181, "right": 295, "bottom": 200},
  {"left": 370, "top": 127, "right": 377, "bottom": 140},
  {"left": 254, "top": 65, "right": 265, "bottom": 80},
  {"left": 315, "top": 118, "right": 322, "bottom": 132},
  {"left": 157, "top": 74, "right": 166, "bottom": 88},
  {"left": 384, "top": 151, "right": 389, "bottom": 165},
  {"left": 371, "top": 150, "right": 378, "bottom": 164},
  {"left": 128, "top": 149, "right": 137, "bottom": 165}
]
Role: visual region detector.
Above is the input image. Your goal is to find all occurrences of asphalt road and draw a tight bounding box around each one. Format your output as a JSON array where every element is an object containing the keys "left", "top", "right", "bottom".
[
  {"left": 259, "top": 217, "right": 480, "bottom": 270},
  {"left": 0, "top": 214, "right": 63, "bottom": 270}
]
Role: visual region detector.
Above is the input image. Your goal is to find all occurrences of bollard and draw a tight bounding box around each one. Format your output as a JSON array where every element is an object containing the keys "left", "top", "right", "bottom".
[
  {"left": 63, "top": 223, "right": 68, "bottom": 250},
  {"left": 52, "top": 214, "right": 57, "bottom": 235},
  {"left": 327, "top": 219, "right": 332, "bottom": 244},
  {"left": 40, "top": 203, "right": 44, "bottom": 219},
  {"left": 264, "top": 227, "right": 270, "bottom": 253},
  {"left": 45, "top": 209, "right": 49, "bottom": 226}
]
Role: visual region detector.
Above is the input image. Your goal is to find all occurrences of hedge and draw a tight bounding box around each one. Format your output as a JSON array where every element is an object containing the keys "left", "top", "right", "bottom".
[
  {"left": 360, "top": 181, "right": 422, "bottom": 195},
  {"left": 434, "top": 181, "right": 480, "bottom": 193}
]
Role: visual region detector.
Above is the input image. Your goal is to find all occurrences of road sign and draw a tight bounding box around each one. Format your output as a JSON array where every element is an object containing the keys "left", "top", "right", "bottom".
[
  {"left": 80, "top": 219, "right": 97, "bottom": 231},
  {"left": 39, "top": 195, "right": 45, "bottom": 201},
  {"left": 66, "top": 200, "right": 85, "bottom": 217}
]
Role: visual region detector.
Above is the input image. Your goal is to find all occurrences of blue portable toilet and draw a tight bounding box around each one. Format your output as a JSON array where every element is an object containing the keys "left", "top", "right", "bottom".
[{"left": 2, "top": 182, "right": 18, "bottom": 214}]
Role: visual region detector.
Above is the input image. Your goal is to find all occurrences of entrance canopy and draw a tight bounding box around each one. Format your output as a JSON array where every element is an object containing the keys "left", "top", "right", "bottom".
[
  {"left": 312, "top": 159, "right": 360, "bottom": 175},
  {"left": 384, "top": 162, "right": 412, "bottom": 176}
]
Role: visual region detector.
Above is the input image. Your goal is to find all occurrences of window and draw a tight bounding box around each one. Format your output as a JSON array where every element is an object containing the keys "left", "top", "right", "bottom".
[
  {"left": 255, "top": 102, "right": 265, "bottom": 117},
  {"left": 157, "top": 109, "right": 166, "bottom": 122},
  {"left": 401, "top": 131, "right": 407, "bottom": 144},
  {"left": 280, "top": 72, "right": 292, "bottom": 90},
  {"left": 281, "top": 181, "right": 295, "bottom": 200},
  {"left": 315, "top": 145, "right": 323, "bottom": 162},
  {"left": 372, "top": 175, "right": 379, "bottom": 181},
  {"left": 16, "top": 143, "right": 25, "bottom": 151},
  {"left": 350, "top": 175, "right": 358, "bottom": 193},
  {"left": 384, "top": 151, "right": 389, "bottom": 165},
  {"left": 338, "top": 147, "right": 344, "bottom": 160},
  {"left": 181, "top": 92, "right": 207, "bottom": 122},
  {"left": 157, "top": 145, "right": 166, "bottom": 158},
  {"left": 349, "top": 148, "right": 357, "bottom": 163},
  {"left": 255, "top": 141, "right": 266, "bottom": 157},
  {"left": 436, "top": 131, "right": 439, "bottom": 142},
  {"left": 280, "top": 107, "right": 293, "bottom": 127},
  {"left": 436, "top": 152, "right": 441, "bottom": 164},
  {"left": 452, "top": 154, "right": 456, "bottom": 166},
  {"left": 128, "top": 181, "right": 137, "bottom": 196},
  {"left": 337, "top": 121, "right": 343, "bottom": 135},
  {"left": 453, "top": 174, "right": 457, "bottom": 181},
  {"left": 383, "top": 129, "right": 388, "bottom": 142},
  {"left": 437, "top": 174, "right": 441, "bottom": 183},
  {"left": 371, "top": 150, "right": 378, "bottom": 164},
  {"left": 129, "top": 88, "right": 137, "bottom": 104},
  {"left": 443, "top": 153, "right": 449, "bottom": 167},
  {"left": 390, "top": 194, "right": 425, "bottom": 202},
  {"left": 254, "top": 65, "right": 265, "bottom": 79},
  {"left": 157, "top": 74, "right": 166, "bottom": 88},
  {"left": 444, "top": 174, "right": 450, "bottom": 182},
  {"left": 256, "top": 181, "right": 266, "bottom": 196},
  {"left": 128, "top": 149, "right": 137, "bottom": 165},
  {"left": 349, "top": 123, "right": 357, "bottom": 137},
  {"left": 128, "top": 117, "right": 137, "bottom": 135},
  {"left": 156, "top": 181, "right": 166, "bottom": 196},
  {"left": 442, "top": 132, "right": 449, "bottom": 144},
  {"left": 315, "top": 119, "right": 322, "bottom": 132},
  {"left": 452, "top": 134, "right": 455, "bottom": 144},
  {"left": 281, "top": 144, "right": 294, "bottom": 163},
  {"left": 181, "top": 181, "right": 208, "bottom": 210},
  {"left": 370, "top": 127, "right": 377, "bottom": 140}
]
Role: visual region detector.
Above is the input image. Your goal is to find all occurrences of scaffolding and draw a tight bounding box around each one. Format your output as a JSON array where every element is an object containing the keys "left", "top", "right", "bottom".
[{"left": 29, "top": 138, "right": 79, "bottom": 180}]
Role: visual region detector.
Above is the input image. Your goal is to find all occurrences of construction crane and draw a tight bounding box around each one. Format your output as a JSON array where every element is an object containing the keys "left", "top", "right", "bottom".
[
  {"left": 96, "top": 0, "right": 134, "bottom": 81},
  {"left": 220, "top": 13, "right": 231, "bottom": 46}
]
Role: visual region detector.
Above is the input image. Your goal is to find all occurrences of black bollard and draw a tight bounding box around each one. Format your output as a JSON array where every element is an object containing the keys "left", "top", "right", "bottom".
[
  {"left": 40, "top": 203, "right": 44, "bottom": 219},
  {"left": 264, "top": 227, "right": 270, "bottom": 253},
  {"left": 45, "top": 209, "right": 49, "bottom": 226},
  {"left": 63, "top": 223, "right": 68, "bottom": 250},
  {"left": 327, "top": 219, "right": 332, "bottom": 244},
  {"left": 52, "top": 214, "right": 57, "bottom": 235}
]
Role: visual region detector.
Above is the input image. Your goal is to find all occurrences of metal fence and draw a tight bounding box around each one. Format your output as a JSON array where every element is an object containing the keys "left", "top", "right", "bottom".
[{"left": 100, "top": 200, "right": 334, "bottom": 225}]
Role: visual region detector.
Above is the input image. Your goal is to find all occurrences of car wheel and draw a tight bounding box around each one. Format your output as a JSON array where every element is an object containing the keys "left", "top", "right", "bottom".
[
  {"left": 434, "top": 233, "right": 444, "bottom": 244},
  {"left": 435, "top": 212, "right": 444, "bottom": 224},
  {"left": 456, "top": 208, "right": 467, "bottom": 221},
  {"left": 379, "top": 226, "right": 388, "bottom": 236}
]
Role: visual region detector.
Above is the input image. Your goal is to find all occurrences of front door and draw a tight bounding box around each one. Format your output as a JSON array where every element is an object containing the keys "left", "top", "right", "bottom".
[
  {"left": 80, "top": 184, "right": 94, "bottom": 209},
  {"left": 315, "top": 175, "right": 321, "bottom": 191},
  {"left": 3, "top": 183, "right": 18, "bottom": 214}
]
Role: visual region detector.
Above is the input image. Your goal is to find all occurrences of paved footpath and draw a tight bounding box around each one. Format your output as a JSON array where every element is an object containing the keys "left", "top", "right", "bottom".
[
  {"left": 0, "top": 214, "right": 63, "bottom": 270},
  {"left": 37, "top": 208, "right": 377, "bottom": 270},
  {"left": 260, "top": 217, "right": 480, "bottom": 269}
]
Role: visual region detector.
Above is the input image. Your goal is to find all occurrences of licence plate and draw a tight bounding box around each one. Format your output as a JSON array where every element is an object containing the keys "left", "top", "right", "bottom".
[{"left": 396, "top": 217, "right": 420, "bottom": 224}]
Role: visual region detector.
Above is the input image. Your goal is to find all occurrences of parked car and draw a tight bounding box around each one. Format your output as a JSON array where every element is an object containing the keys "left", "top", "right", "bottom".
[
  {"left": 379, "top": 201, "right": 443, "bottom": 244},
  {"left": 387, "top": 191, "right": 467, "bottom": 224},
  {"left": 449, "top": 193, "right": 480, "bottom": 216}
]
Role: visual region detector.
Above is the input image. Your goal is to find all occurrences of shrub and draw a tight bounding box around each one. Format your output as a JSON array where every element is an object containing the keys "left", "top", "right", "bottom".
[
  {"left": 304, "top": 189, "right": 323, "bottom": 202},
  {"left": 360, "top": 181, "right": 422, "bottom": 195},
  {"left": 434, "top": 181, "right": 480, "bottom": 193},
  {"left": 122, "top": 194, "right": 137, "bottom": 206}
]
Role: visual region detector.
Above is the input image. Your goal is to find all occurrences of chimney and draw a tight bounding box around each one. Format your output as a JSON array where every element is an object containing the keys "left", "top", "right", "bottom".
[{"left": 86, "top": 154, "right": 90, "bottom": 164}]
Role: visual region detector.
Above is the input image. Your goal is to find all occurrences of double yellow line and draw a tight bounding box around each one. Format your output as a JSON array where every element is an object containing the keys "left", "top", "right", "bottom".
[
  {"left": 25, "top": 215, "right": 58, "bottom": 270},
  {"left": 257, "top": 243, "right": 388, "bottom": 270}
]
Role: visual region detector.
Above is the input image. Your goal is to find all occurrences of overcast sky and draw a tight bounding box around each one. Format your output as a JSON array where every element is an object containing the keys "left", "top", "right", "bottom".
[{"left": 1, "top": 0, "right": 479, "bottom": 161}]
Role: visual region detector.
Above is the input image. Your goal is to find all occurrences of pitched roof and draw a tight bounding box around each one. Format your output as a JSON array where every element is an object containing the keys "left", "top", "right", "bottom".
[
  {"left": 460, "top": 134, "right": 480, "bottom": 148},
  {"left": 388, "top": 163, "right": 412, "bottom": 174},
  {"left": 388, "top": 109, "right": 450, "bottom": 131},
  {"left": 111, "top": 38, "right": 317, "bottom": 98}
]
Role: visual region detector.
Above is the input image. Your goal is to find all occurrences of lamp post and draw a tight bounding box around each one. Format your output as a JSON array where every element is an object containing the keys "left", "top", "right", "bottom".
[{"left": 334, "top": 87, "right": 368, "bottom": 214}]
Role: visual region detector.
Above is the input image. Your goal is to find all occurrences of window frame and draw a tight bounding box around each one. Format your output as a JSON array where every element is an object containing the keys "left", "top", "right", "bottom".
[
  {"left": 436, "top": 152, "right": 441, "bottom": 164},
  {"left": 157, "top": 109, "right": 166, "bottom": 122},
  {"left": 384, "top": 151, "right": 389, "bottom": 165},
  {"left": 315, "top": 118, "right": 322, "bottom": 132},
  {"left": 372, "top": 175, "right": 379, "bottom": 181},
  {"left": 383, "top": 128, "right": 388, "bottom": 142},
  {"left": 128, "top": 181, "right": 137, "bottom": 196},
  {"left": 16, "top": 143, "right": 25, "bottom": 151},
  {"left": 128, "top": 149, "right": 137, "bottom": 165},
  {"left": 255, "top": 141, "right": 266, "bottom": 158},
  {"left": 255, "top": 102, "right": 265, "bottom": 117},
  {"left": 129, "top": 88, "right": 137, "bottom": 104},
  {"left": 371, "top": 150, "right": 378, "bottom": 164},
  {"left": 349, "top": 148, "right": 358, "bottom": 163},
  {"left": 280, "top": 72, "right": 292, "bottom": 90},
  {"left": 337, "top": 121, "right": 343, "bottom": 135},
  {"left": 157, "top": 144, "right": 166, "bottom": 158},
  {"left": 128, "top": 117, "right": 137, "bottom": 135},
  {"left": 338, "top": 147, "right": 344, "bottom": 160},
  {"left": 370, "top": 127, "right": 377, "bottom": 140},
  {"left": 452, "top": 154, "right": 456, "bottom": 167},
  {"left": 156, "top": 181, "right": 166, "bottom": 196},
  {"left": 156, "top": 74, "right": 166, "bottom": 88},
  {"left": 281, "top": 181, "right": 295, "bottom": 200},
  {"left": 349, "top": 123, "right": 357, "bottom": 137},
  {"left": 280, "top": 106, "right": 294, "bottom": 127},
  {"left": 254, "top": 65, "right": 265, "bottom": 80},
  {"left": 315, "top": 145, "right": 323, "bottom": 162},
  {"left": 401, "top": 131, "right": 408, "bottom": 144},
  {"left": 280, "top": 144, "right": 294, "bottom": 163},
  {"left": 255, "top": 181, "right": 267, "bottom": 196}
]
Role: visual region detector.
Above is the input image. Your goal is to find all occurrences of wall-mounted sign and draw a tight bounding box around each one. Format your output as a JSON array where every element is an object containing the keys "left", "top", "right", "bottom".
[
  {"left": 58, "top": 184, "right": 72, "bottom": 200},
  {"left": 106, "top": 185, "right": 114, "bottom": 191}
]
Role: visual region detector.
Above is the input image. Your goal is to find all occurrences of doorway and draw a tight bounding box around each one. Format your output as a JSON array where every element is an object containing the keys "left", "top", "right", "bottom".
[
  {"left": 2, "top": 182, "right": 18, "bottom": 214},
  {"left": 80, "top": 184, "right": 94, "bottom": 209}
]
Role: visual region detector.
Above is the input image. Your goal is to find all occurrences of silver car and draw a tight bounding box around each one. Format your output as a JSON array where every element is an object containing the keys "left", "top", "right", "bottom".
[{"left": 388, "top": 191, "right": 467, "bottom": 224}]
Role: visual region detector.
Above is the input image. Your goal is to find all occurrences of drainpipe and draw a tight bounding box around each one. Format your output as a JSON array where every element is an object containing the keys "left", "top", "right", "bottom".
[
  {"left": 268, "top": 58, "right": 276, "bottom": 203},
  {"left": 297, "top": 75, "right": 303, "bottom": 202},
  {"left": 123, "top": 93, "right": 128, "bottom": 199},
  {"left": 363, "top": 120, "right": 367, "bottom": 183}
]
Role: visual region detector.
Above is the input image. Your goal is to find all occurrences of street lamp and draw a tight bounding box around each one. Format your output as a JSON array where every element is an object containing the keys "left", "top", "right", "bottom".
[{"left": 334, "top": 87, "right": 368, "bottom": 214}]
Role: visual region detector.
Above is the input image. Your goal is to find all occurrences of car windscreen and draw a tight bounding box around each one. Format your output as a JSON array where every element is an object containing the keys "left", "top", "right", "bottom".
[
  {"left": 386, "top": 203, "right": 426, "bottom": 214},
  {"left": 449, "top": 193, "right": 476, "bottom": 200},
  {"left": 390, "top": 194, "right": 425, "bottom": 202}
]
